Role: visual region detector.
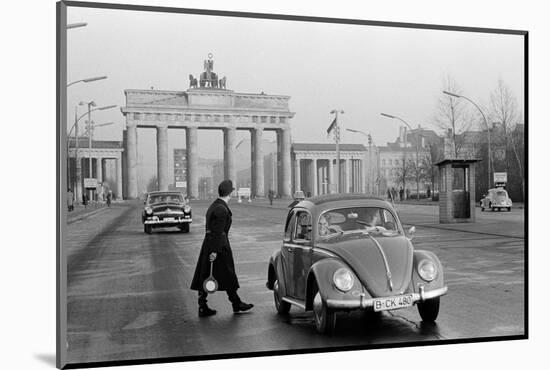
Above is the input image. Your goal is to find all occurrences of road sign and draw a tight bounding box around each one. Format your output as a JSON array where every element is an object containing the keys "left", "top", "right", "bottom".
[
  {"left": 494, "top": 172, "right": 507, "bottom": 187},
  {"left": 84, "top": 178, "right": 98, "bottom": 189}
]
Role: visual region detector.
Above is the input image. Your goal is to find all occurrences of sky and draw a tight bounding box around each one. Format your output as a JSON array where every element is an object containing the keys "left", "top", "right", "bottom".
[{"left": 66, "top": 4, "right": 525, "bottom": 183}]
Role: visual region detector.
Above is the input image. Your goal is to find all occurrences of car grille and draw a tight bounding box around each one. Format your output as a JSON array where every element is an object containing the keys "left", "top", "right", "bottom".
[{"left": 153, "top": 206, "right": 183, "bottom": 213}]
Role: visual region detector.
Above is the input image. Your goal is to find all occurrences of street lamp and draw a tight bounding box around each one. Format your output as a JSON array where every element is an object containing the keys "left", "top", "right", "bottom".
[
  {"left": 381, "top": 113, "right": 421, "bottom": 201},
  {"left": 67, "top": 75, "right": 107, "bottom": 87},
  {"left": 442, "top": 90, "right": 492, "bottom": 188},
  {"left": 329, "top": 109, "right": 344, "bottom": 193},
  {"left": 67, "top": 22, "right": 88, "bottom": 29},
  {"left": 347, "top": 128, "right": 377, "bottom": 195}
]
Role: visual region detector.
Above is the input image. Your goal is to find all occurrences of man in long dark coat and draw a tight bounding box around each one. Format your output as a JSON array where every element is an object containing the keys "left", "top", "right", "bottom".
[{"left": 190, "top": 179, "right": 254, "bottom": 317}]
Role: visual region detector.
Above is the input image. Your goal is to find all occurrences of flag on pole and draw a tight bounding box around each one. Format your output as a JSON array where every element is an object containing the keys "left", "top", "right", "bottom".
[{"left": 326, "top": 117, "right": 337, "bottom": 136}]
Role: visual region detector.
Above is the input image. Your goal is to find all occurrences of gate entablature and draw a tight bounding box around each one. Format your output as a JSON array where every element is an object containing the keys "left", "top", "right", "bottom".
[{"left": 120, "top": 54, "right": 295, "bottom": 200}]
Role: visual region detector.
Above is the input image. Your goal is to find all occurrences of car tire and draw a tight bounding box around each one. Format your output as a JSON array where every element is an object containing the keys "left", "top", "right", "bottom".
[
  {"left": 273, "top": 279, "right": 291, "bottom": 315},
  {"left": 507, "top": 207, "right": 511, "bottom": 212},
  {"left": 312, "top": 286, "right": 336, "bottom": 334},
  {"left": 480, "top": 202, "right": 485, "bottom": 212},
  {"left": 417, "top": 297, "right": 440, "bottom": 322},
  {"left": 179, "top": 224, "right": 190, "bottom": 233},
  {"left": 144, "top": 225, "right": 152, "bottom": 234}
]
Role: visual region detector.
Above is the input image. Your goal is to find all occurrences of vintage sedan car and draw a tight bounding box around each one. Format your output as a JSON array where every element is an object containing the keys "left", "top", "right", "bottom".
[
  {"left": 266, "top": 194, "right": 447, "bottom": 334},
  {"left": 142, "top": 191, "right": 192, "bottom": 234},
  {"left": 480, "top": 188, "right": 512, "bottom": 212}
]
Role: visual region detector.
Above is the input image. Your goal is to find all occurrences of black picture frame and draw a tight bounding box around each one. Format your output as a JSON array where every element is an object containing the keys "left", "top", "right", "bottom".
[{"left": 57, "top": 1, "right": 528, "bottom": 369}]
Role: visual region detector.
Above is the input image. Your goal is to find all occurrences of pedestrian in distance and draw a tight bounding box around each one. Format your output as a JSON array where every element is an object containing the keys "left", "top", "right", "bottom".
[
  {"left": 67, "top": 188, "right": 74, "bottom": 212},
  {"left": 190, "top": 179, "right": 254, "bottom": 317},
  {"left": 268, "top": 189, "right": 274, "bottom": 206},
  {"left": 106, "top": 190, "right": 112, "bottom": 207},
  {"left": 399, "top": 187, "right": 404, "bottom": 202},
  {"left": 82, "top": 193, "right": 88, "bottom": 208}
]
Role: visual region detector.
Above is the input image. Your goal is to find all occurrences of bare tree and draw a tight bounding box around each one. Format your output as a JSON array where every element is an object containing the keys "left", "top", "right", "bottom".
[
  {"left": 422, "top": 141, "right": 444, "bottom": 199},
  {"left": 434, "top": 75, "right": 473, "bottom": 158},
  {"left": 490, "top": 79, "right": 524, "bottom": 200},
  {"left": 393, "top": 152, "right": 414, "bottom": 198}
]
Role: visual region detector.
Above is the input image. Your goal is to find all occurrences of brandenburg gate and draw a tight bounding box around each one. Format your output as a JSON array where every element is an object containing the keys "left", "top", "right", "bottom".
[{"left": 121, "top": 55, "right": 295, "bottom": 199}]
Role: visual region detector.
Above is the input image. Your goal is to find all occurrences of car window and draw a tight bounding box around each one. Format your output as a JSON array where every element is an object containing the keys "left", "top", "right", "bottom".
[
  {"left": 496, "top": 191, "right": 507, "bottom": 197},
  {"left": 294, "top": 211, "right": 312, "bottom": 241},
  {"left": 284, "top": 212, "right": 296, "bottom": 242},
  {"left": 319, "top": 206, "right": 401, "bottom": 238}
]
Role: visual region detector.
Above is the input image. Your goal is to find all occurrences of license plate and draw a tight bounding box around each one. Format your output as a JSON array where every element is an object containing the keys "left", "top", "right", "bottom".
[
  {"left": 164, "top": 217, "right": 175, "bottom": 222},
  {"left": 373, "top": 294, "right": 413, "bottom": 312}
]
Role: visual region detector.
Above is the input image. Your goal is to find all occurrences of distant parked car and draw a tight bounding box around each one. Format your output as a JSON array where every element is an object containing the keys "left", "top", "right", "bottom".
[
  {"left": 267, "top": 193, "right": 447, "bottom": 334},
  {"left": 480, "top": 188, "right": 512, "bottom": 212},
  {"left": 142, "top": 191, "right": 192, "bottom": 234}
]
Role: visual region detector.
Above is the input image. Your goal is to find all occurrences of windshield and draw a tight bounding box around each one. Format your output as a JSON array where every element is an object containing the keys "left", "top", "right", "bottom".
[
  {"left": 147, "top": 194, "right": 184, "bottom": 204},
  {"left": 318, "top": 206, "right": 401, "bottom": 239},
  {"left": 495, "top": 190, "right": 508, "bottom": 197}
]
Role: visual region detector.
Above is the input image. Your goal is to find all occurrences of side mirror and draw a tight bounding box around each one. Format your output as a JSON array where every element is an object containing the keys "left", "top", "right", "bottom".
[{"left": 408, "top": 226, "right": 416, "bottom": 240}]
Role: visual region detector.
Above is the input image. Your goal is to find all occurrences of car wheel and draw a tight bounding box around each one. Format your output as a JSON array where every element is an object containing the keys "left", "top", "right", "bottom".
[
  {"left": 417, "top": 297, "right": 440, "bottom": 322},
  {"left": 273, "top": 279, "right": 291, "bottom": 315},
  {"left": 489, "top": 202, "right": 493, "bottom": 211},
  {"left": 480, "top": 202, "right": 485, "bottom": 212},
  {"left": 312, "top": 287, "right": 336, "bottom": 334},
  {"left": 507, "top": 207, "right": 512, "bottom": 212},
  {"left": 179, "top": 224, "right": 190, "bottom": 233},
  {"left": 144, "top": 225, "right": 152, "bottom": 234}
]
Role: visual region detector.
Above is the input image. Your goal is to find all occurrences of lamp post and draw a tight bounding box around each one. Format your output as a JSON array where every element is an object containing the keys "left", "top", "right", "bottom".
[
  {"left": 329, "top": 109, "right": 344, "bottom": 193},
  {"left": 443, "top": 90, "right": 492, "bottom": 188},
  {"left": 346, "top": 128, "right": 376, "bottom": 194},
  {"left": 67, "top": 75, "right": 107, "bottom": 87},
  {"left": 381, "top": 113, "right": 421, "bottom": 201},
  {"left": 70, "top": 102, "right": 117, "bottom": 202}
]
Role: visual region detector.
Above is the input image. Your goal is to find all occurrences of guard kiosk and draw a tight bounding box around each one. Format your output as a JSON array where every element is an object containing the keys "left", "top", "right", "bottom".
[{"left": 436, "top": 159, "right": 480, "bottom": 223}]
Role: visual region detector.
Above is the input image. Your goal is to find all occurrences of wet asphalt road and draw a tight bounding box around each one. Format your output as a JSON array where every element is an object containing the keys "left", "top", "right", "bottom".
[{"left": 65, "top": 200, "right": 525, "bottom": 365}]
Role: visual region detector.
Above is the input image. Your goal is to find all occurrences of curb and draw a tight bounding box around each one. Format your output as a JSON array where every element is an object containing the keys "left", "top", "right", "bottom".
[{"left": 67, "top": 207, "right": 109, "bottom": 224}]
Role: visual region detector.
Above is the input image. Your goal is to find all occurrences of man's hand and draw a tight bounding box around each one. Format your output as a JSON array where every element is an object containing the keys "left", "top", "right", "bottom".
[{"left": 209, "top": 252, "right": 217, "bottom": 262}]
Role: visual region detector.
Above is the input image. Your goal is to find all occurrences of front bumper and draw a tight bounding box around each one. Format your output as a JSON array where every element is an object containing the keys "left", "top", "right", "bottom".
[
  {"left": 326, "top": 285, "right": 448, "bottom": 310},
  {"left": 144, "top": 217, "right": 192, "bottom": 225}
]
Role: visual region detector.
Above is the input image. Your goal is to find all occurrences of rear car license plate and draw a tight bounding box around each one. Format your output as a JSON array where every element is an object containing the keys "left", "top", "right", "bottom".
[{"left": 373, "top": 294, "right": 413, "bottom": 312}]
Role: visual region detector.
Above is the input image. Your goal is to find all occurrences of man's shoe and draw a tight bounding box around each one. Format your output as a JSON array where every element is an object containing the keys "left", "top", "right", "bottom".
[
  {"left": 233, "top": 302, "right": 254, "bottom": 313},
  {"left": 199, "top": 306, "right": 217, "bottom": 317}
]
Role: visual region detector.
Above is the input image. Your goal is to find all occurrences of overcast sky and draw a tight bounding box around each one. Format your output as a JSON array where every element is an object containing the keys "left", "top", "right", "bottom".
[{"left": 67, "top": 5, "right": 524, "bottom": 162}]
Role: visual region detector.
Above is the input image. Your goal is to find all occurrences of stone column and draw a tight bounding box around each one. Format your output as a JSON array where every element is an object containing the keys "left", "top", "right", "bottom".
[
  {"left": 95, "top": 157, "right": 103, "bottom": 183},
  {"left": 186, "top": 126, "right": 199, "bottom": 199},
  {"left": 223, "top": 127, "right": 237, "bottom": 184},
  {"left": 126, "top": 120, "right": 138, "bottom": 199},
  {"left": 116, "top": 154, "right": 123, "bottom": 201},
  {"left": 294, "top": 158, "right": 301, "bottom": 193},
  {"left": 252, "top": 127, "right": 264, "bottom": 197},
  {"left": 327, "top": 158, "right": 333, "bottom": 194},
  {"left": 280, "top": 128, "right": 292, "bottom": 197},
  {"left": 312, "top": 159, "right": 318, "bottom": 196},
  {"left": 347, "top": 159, "right": 352, "bottom": 193},
  {"left": 156, "top": 124, "right": 169, "bottom": 191},
  {"left": 75, "top": 155, "right": 82, "bottom": 202}
]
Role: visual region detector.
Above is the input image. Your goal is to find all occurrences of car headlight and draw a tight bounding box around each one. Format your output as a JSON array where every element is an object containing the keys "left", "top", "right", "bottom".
[
  {"left": 145, "top": 207, "right": 153, "bottom": 215},
  {"left": 418, "top": 259, "right": 437, "bottom": 282},
  {"left": 333, "top": 268, "right": 354, "bottom": 292},
  {"left": 184, "top": 205, "right": 191, "bottom": 213}
]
